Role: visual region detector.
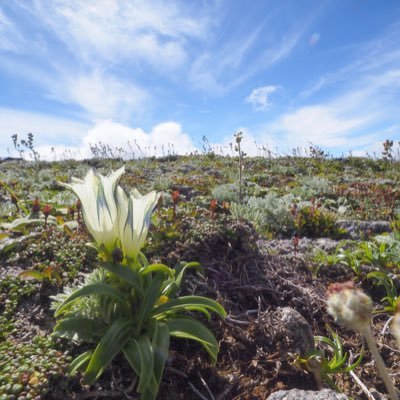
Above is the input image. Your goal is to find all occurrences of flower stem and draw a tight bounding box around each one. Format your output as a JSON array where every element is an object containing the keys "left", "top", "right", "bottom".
[{"left": 362, "top": 327, "right": 398, "bottom": 400}]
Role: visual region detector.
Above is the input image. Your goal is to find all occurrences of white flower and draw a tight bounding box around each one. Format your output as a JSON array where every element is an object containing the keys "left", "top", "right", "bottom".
[
  {"left": 117, "top": 187, "right": 159, "bottom": 262},
  {"left": 60, "top": 167, "right": 124, "bottom": 253}
]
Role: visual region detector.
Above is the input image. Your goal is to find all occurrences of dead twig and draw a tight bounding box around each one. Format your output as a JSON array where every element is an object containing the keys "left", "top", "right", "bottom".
[
  {"left": 226, "top": 315, "right": 250, "bottom": 326},
  {"left": 188, "top": 381, "right": 210, "bottom": 400},
  {"left": 197, "top": 371, "right": 215, "bottom": 400}
]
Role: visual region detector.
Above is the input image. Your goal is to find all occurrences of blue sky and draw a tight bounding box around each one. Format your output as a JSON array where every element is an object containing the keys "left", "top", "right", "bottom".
[{"left": 0, "top": 0, "right": 400, "bottom": 159}]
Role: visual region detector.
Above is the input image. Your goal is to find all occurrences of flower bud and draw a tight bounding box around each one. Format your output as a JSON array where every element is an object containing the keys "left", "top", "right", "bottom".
[
  {"left": 42, "top": 204, "right": 52, "bottom": 217},
  {"left": 32, "top": 197, "right": 41, "bottom": 213},
  {"left": 171, "top": 190, "right": 180, "bottom": 204},
  {"left": 210, "top": 199, "right": 217, "bottom": 212}
]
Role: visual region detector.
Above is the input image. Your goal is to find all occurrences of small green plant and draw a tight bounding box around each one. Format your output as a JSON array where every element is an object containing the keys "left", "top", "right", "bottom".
[
  {"left": 52, "top": 167, "right": 226, "bottom": 399},
  {"left": 0, "top": 335, "right": 70, "bottom": 399},
  {"left": 293, "top": 201, "right": 339, "bottom": 237},
  {"left": 291, "top": 176, "right": 332, "bottom": 198},
  {"left": 212, "top": 183, "right": 241, "bottom": 204},
  {"left": 19, "top": 264, "right": 62, "bottom": 284},
  {"left": 294, "top": 328, "right": 364, "bottom": 390},
  {"left": 230, "top": 194, "right": 295, "bottom": 236},
  {"left": 366, "top": 271, "right": 400, "bottom": 313},
  {"left": 358, "top": 240, "right": 399, "bottom": 269}
]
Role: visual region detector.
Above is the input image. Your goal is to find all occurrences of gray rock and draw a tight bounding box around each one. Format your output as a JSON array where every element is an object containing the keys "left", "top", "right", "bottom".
[
  {"left": 177, "top": 164, "right": 196, "bottom": 174},
  {"left": 267, "top": 388, "right": 349, "bottom": 400},
  {"left": 278, "top": 307, "right": 314, "bottom": 355},
  {"left": 257, "top": 237, "right": 339, "bottom": 256},
  {"left": 336, "top": 220, "right": 391, "bottom": 239}
]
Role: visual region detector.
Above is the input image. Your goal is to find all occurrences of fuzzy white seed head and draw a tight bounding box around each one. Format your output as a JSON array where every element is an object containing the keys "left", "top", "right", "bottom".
[
  {"left": 326, "top": 282, "right": 372, "bottom": 333},
  {"left": 392, "top": 312, "right": 400, "bottom": 349}
]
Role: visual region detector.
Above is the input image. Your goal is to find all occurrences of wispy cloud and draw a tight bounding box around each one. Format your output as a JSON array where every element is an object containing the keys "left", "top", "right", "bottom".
[
  {"left": 301, "top": 21, "right": 400, "bottom": 98},
  {"left": 245, "top": 85, "right": 279, "bottom": 111},
  {"left": 0, "top": 8, "right": 24, "bottom": 52},
  {"left": 26, "top": 0, "right": 210, "bottom": 69},
  {"left": 189, "top": 1, "right": 324, "bottom": 95},
  {"left": 189, "top": 30, "right": 302, "bottom": 95},
  {"left": 258, "top": 66, "right": 400, "bottom": 153},
  {"left": 0, "top": 1, "right": 215, "bottom": 122},
  {"left": 49, "top": 70, "right": 150, "bottom": 121}
]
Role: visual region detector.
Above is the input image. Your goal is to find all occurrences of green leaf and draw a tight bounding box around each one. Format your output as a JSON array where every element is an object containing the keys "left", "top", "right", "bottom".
[
  {"left": 123, "top": 340, "right": 141, "bottom": 375},
  {"left": 136, "top": 274, "right": 165, "bottom": 332},
  {"left": 70, "top": 350, "right": 93, "bottom": 374},
  {"left": 102, "top": 262, "right": 143, "bottom": 297},
  {"left": 54, "top": 283, "right": 130, "bottom": 317},
  {"left": 151, "top": 322, "right": 169, "bottom": 393},
  {"left": 62, "top": 220, "right": 79, "bottom": 235},
  {"left": 167, "top": 315, "right": 219, "bottom": 365},
  {"left": 151, "top": 295, "right": 226, "bottom": 320},
  {"left": 0, "top": 232, "right": 40, "bottom": 254},
  {"left": 141, "top": 263, "right": 174, "bottom": 278},
  {"left": 164, "top": 261, "right": 202, "bottom": 298},
  {"left": 53, "top": 317, "right": 107, "bottom": 343},
  {"left": 134, "top": 336, "right": 154, "bottom": 393},
  {"left": 18, "top": 270, "right": 46, "bottom": 281},
  {"left": 84, "top": 318, "right": 133, "bottom": 384},
  {"left": 1, "top": 216, "right": 56, "bottom": 231},
  {"left": 123, "top": 341, "right": 158, "bottom": 399}
]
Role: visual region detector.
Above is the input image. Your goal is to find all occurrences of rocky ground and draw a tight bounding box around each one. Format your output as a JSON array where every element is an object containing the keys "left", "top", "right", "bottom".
[{"left": 0, "top": 155, "right": 399, "bottom": 399}]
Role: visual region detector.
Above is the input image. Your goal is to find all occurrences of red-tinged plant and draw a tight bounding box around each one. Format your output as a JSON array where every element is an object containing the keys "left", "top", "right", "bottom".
[
  {"left": 76, "top": 199, "right": 81, "bottom": 223},
  {"left": 210, "top": 199, "right": 217, "bottom": 219},
  {"left": 11, "top": 193, "right": 19, "bottom": 211},
  {"left": 171, "top": 190, "right": 180, "bottom": 220},
  {"left": 68, "top": 205, "right": 75, "bottom": 219},
  {"left": 42, "top": 204, "right": 53, "bottom": 229},
  {"left": 32, "top": 198, "right": 41, "bottom": 213},
  {"left": 293, "top": 235, "right": 299, "bottom": 254}
]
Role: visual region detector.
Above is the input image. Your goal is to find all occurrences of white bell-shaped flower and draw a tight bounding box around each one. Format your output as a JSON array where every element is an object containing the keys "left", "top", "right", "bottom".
[
  {"left": 61, "top": 167, "right": 124, "bottom": 254},
  {"left": 117, "top": 187, "right": 159, "bottom": 262}
]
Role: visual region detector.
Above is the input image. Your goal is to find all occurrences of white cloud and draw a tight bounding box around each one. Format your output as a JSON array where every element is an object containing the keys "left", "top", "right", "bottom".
[
  {"left": 274, "top": 105, "right": 372, "bottom": 147},
  {"left": 0, "top": 1, "right": 212, "bottom": 121},
  {"left": 0, "top": 109, "right": 198, "bottom": 160},
  {"left": 245, "top": 86, "right": 278, "bottom": 111},
  {"left": 0, "top": 107, "right": 90, "bottom": 158},
  {"left": 54, "top": 70, "right": 149, "bottom": 121},
  {"left": 83, "top": 120, "right": 197, "bottom": 157}
]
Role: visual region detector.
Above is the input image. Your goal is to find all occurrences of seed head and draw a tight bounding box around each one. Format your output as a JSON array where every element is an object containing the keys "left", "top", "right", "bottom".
[
  {"left": 392, "top": 315, "right": 400, "bottom": 348},
  {"left": 326, "top": 281, "right": 372, "bottom": 333}
]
